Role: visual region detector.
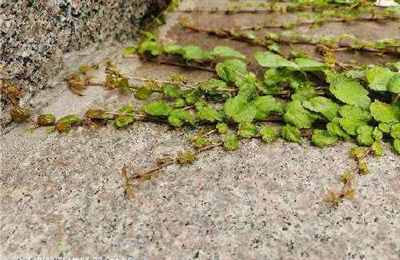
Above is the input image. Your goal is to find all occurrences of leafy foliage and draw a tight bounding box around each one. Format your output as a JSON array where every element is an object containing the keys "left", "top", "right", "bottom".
[
  {"left": 328, "top": 73, "right": 371, "bottom": 109},
  {"left": 260, "top": 126, "right": 280, "bottom": 143},
  {"left": 12, "top": 2, "right": 400, "bottom": 206},
  {"left": 224, "top": 95, "right": 257, "bottom": 123},
  {"left": 370, "top": 101, "right": 400, "bottom": 123},
  {"left": 21, "top": 17, "right": 400, "bottom": 203},
  {"left": 302, "top": 97, "right": 338, "bottom": 121},
  {"left": 143, "top": 101, "right": 172, "bottom": 117},
  {"left": 281, "top": 125, "right": 302, "bottom": 143},
  {"left": 223, "top": 132, "right": 239, "bottom": 151},
  {"left": 37, "top": 38, "right": 400, "bottom": 157},
  {"left": 211, "top": 46, "right": 246, "bottom": 59},
  {"left": 312, "top": 129, "right": 338, "bottom": 147},
  {"left": 283, "top": 100, "right": 315, "bottom": 129},
  {"left": 216, "top": 59, "right": 248, "bottom": 83},
  {"left": 365, "top": 66, "right": 395, "bottom": 91},
  {"left": 255, "top": 51, "right": 298, "bottom": 69}
]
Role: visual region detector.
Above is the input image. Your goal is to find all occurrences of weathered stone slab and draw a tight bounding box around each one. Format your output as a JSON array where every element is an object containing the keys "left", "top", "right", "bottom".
[
  {"left": 1, "top": 0, "right": 400, "bottom": 258},
  {"left": 0, "top": 0, "right": 169, "bottom": 124}
]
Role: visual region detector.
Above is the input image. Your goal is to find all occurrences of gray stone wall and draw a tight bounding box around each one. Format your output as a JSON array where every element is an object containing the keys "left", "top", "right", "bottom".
[{"left": 0, "top": 0, "right": 169, "bottom": 124}]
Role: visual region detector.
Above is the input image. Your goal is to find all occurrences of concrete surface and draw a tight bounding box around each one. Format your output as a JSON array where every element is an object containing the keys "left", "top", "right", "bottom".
[{"left": 1, "top": 0, "right": 400, "bottom": 258}]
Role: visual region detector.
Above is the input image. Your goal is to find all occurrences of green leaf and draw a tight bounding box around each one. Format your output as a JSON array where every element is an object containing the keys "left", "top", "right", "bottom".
[
  {"left": 168, "top": 109, "right": 195, "bottom": 127},
  {"left": 373, "top": 127, "right": 383, "bottom": 141},
  {"left": 195, "top": 102, "right": 223, "bottom": 123},
  {"left": 255, "top": 51, "right": 298, "bottom": 69},
  {"left": 263, "top": 68, "right": 287, "bottom": 88},
  {"left": 55, "top": 114, "right": 82, "bottom": 133},
  {"left": 183, "top": 89, "right": 201, "bottom": 105},
  {"left": 345, "top": 69, "right": 365, "bottom": 80},
  {"left": 199, "top": 79, "right": 230, "bottom": 97},
  {"left": 137, "top": 37, "right": 162, "bottom": 56},
  {"left": 370, "top": 100, "right": 400, "bottom": 123},
  {"left": 327, "top": 120, "right": 350, "bottom": 140},
  {"left": 339, "top": 105, "right": 371, "bottom": 121},
  {"left": 114, "top": 115, "right": 135, "bottom": 128},
  {"left": 176, "top": 151, "right": 197, "bottom": 165},
  {"left": 181, "top": 45, "right": 211, "bottom": 61},
  {"left": 216, "top": 123, "right": 229, "bottom": 134},
  {"left": 57, "top": 114, "right": 81, "bottom": 125},
  {"left": 164, "top": 43, "right": 183, "bottom": 55},
  {"left": 391, "top": 123, "right": 400, "bottom": 139},
  {"left": 388, "top": 74, "right": 400, "bottom": 94},
  {"left": 163, "top": 83, "right": 182, "bottom": 98},
  {"left": 268, "top": 43, "right": 280, "bottom": 53},
  {"left": 260, "top": 126, "right": 280, "bottom": 143},
  {"left": 85, "top": 109, "right": 113, "bottom": 120},
  {"left": 294, "top": 58, "right": 326, "bottom": 72},
  {"left": 371, "top": 141, "right": 384, "bottom": 157},
  {"left": 211, "top": 46, "right": 246, "bottom": 59},
  {"left": 365, "top": 66, "right": 395, "bottom": 91},
  {"left": 118, "top": 104, "right": 134, "bottom": 114},
  {"left": 339, "top": 118, "right": 367, "bottom": 136},
  {"left": 143, "top": 101, "right": 172, "bottom": 117},
  {"left": 254, "top": 95, "right": 285, "bottom": 120},
  {"left": 378, "top": 122, "right": 392, "bottom": 133},
  {"left": 358, "top": 160, "right": 369, "bottom": 175},
  {"left": 291, "top": 84, "right": 318, "bottom": 101},
  {"left": 135, "top": 87, "right": 153, "bottom": 100},
  {"left": 351, "top": 146, "right": 370, "bottom": 160},
  {"left": 216, "top": 59, "right": 247, "bottom": 83},
  {"left": 311, "top": 129, "right": 338, "bottom": 147},
  {"left": 283, "top": 100, "right": 315, "bottom": 129},
  {"left": 173, "top": 98, "right": 186, "bottom": 108},
  {"left": 167, "top": 116, "right": 182, "bottom": 127},
  {"left": 329, "top": 74, "right": 371, "bottom": 108},
  {"left": 191, "top": 135, "right": 211, "bottom": 149},
  {"left": 303, "top": 97, "right": 338, "bottom": 121},
  {"left": 37, "top": 114, "right": 56, "bottom": 126},
  {"left": 224, "top": 95, "right": 257, "bottom": 123},
  {"left": 235, "top": 73, "right": 258, "bottom": 100},
  {"left": 122, "top": 46, "right": 137, "bottom": 57},
  {"left": 224, "top": 133, "right": 239, "bottom": 151},
  {"left": 281, "top": 125, "right": 302, "bottom": 143},
  {"left": 238, "top": 122, "right": 257, "bottom": 138},
  {"left": 356, "top": 125, "right": 374, "bottom": 146},
  {"left": 114, "top": 105, "right": 135, "bottom": 128},
  {"left": 393, "top": 139, "right": 400, "bottom": 154}
]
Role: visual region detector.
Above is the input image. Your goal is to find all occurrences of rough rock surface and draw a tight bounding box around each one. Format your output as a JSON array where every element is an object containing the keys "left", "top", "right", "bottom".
[
  {"left": 1, "top": 0, "right": 400, "bottom": 258},
  {"left": 0, "top": 0, "right": 169, "bottom": 124}
]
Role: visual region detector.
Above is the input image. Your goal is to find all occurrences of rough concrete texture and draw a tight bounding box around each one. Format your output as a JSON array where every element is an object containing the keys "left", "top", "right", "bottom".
[
  {"left": 0, "top": 0, "right": 169, "bottom": 124},
  {"left": 1, "top": 0, "right": 400, "bottom": 258}
]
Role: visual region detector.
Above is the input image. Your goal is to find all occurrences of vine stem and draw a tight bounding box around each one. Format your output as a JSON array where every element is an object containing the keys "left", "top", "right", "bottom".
[
  {"left": 175, "top": 2, "right": 389, "bottom": 15},
  {"left": 123, "top": 142, "right": 223, "bottom": 188},
  {"left": 140, "top": 55, "right": 216, "bottom": 73},
  {"left": 236, "top": 15, "right": 396, "bottom": 31},
  {"left": 195, "top": 142, "right": 223, "bottom": 153},
  {"left": 130, "top": 159, "right": 175, "bottom": 181},
  {"left": 158, "top": 60, "right": 216, "bottom": 72},
  {"left": 181, "top": 22, "right": 400, "bottom": 56}
]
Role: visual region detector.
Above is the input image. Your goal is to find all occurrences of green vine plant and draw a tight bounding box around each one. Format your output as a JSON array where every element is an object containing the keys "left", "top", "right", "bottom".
[
  {"left": 6, "top": 1, "right": 400, "bottom": 206},
  {"left": 14, "top": 32, "right": 398, "bottom": 203}
]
